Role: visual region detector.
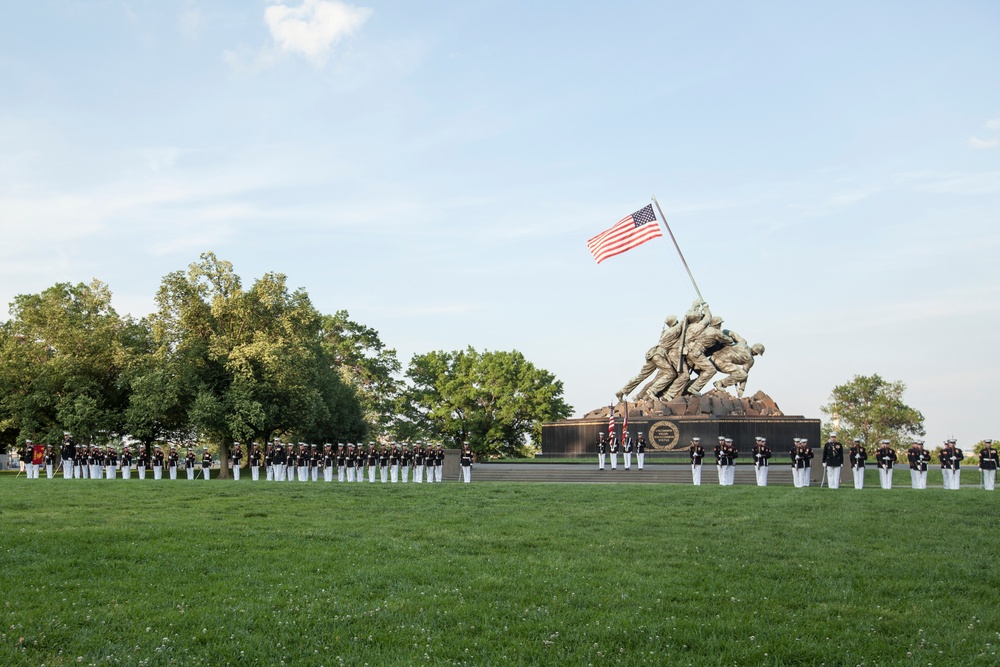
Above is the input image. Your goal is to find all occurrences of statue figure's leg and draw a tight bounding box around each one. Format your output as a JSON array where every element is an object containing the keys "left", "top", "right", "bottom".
[
  {"left": 643, "top": 354, "right": 678, "bottom": 400},
  {"left": 687, "top": 355, "right": 719, "bottom": 394},
  {"left": 712, "top": 360, "right": 747, "bottom": 391},
  {"left": 618, "top": 359, "right": 657, "bottom": 400}
]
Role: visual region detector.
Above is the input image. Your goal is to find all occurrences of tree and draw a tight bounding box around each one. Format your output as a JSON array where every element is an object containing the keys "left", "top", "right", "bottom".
[
  {"left": 319, "top": 311, "right": 402, "bottom": 438},
  {"left": 149, "top": 253, "right": 367, "bottom": 475},
  {"left": 819, "top": 374, "right": 925, "bottom": 450},
  {"left": 398, "top": 347, "right": 573, "bottom": 458},
  {"left": 0, "top": 280, "right": 138, "bottom": 450}
]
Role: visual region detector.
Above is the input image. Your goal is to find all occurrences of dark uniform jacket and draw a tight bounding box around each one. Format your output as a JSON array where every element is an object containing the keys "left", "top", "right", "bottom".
[
  {"left": 752, "top": 445, "right": 771, "bottom": 467},
  {"left": 689, "top": 445, "right": 705, "bottom": 464},
  {"left": 876, "top": 446, "right": 897, "bottom": 469},
  {"left": 822, "top": 441, "right": 844, "bottom": 467},
  {"left": 940, "top": 446, "right": 963, "bottom": 470},
  {"left": 979, "top": 447, "right": 998, "bottom": 471},
  {"left": 849, "top": 445, "right": 866, "bottom": 468}
]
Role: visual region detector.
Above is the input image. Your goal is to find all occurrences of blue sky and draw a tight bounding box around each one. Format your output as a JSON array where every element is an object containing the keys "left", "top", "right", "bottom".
[{"left": 2, "top": 1, "right": 998, "bottom": 448}]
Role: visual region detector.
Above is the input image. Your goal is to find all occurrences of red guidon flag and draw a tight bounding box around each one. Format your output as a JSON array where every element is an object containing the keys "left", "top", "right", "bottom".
[
  {"left": 32, "top": 445, "right": 45, "bottom": 465},
  {"left": 587, "top": 204, "right": 662, "bottom": 264},
  {"left": 622, "top": 401, "right": 628, "bottom": 442}
]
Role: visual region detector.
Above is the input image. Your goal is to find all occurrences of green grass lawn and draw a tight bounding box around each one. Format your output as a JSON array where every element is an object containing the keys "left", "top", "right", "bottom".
[{"left": 1, "top": 480, "right": 998, "bottom": 666}]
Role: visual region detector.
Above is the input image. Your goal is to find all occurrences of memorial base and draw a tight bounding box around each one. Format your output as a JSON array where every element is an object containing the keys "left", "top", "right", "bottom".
[{"left": 540, "top": 390, "right": 820, "bottom": 458}]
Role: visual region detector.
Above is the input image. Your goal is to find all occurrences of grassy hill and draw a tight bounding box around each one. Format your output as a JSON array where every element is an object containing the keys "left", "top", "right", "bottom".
[{"left": 1, "top": 480, "right": 998, "bottom": 665}]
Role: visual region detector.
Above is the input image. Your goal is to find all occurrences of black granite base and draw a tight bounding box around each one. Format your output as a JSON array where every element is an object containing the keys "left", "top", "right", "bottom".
[{"left": 540, "top": 415, "right": 821, "bottom": 458}]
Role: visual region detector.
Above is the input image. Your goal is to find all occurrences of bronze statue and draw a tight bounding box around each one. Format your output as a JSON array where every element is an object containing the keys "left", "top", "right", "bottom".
[{"left": 617, "top": 301, "right": 764, "bottom": 402}]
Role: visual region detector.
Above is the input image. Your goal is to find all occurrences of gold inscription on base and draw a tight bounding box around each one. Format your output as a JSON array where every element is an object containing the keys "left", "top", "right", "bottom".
[{"left": 648, "top": 420, "right": 682, "bottom": 451}]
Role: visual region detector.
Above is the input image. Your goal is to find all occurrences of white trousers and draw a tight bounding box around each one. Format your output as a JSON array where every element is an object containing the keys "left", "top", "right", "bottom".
[
  {"left": 415, "top": 464, "right": 424, "bottom": 482},
  {"left": 692, "top": 463, "right": 702, "bottom": 485},
  {"left": 347, "top": 467, "right": 356, "bottom": 482},
  {"left": 63, "top": 461, "right": 73, "bottom": 478},
  {"left": 390, "top": 464, "right": 398, "bottom": 482},
  {"left": 436, "top": 465, "right": 443, "bottom": 482},
  {"left": 106, "top": 466, "right": 116, "bottom": 479},
  {"left": 401, "top": 466, "right": 410, "bottom": 483},
  {"left": 381, "top": 467, "right": 388, "bottom": 483},
  {"left": 169, "top": 467, "right": 177, "bottom": 480},
  {"left": 717, "top": 465, "right": 726, "bottom": 485},
  {"left": 637, "top": 453, "right": 644, "bottom": 469},
  {"left": 984, "top": 469, "right": 996, "bottom": 490},
  {"left": 298, "top": 466, "right": 308, "bottom": 482},
  {"left": 369, "top": 467, "right": 376, "bottom": 483},
  {"left": 952, "top": 469, "right": 961, "bottom": 489},
  {"left": 942, "top": 468, "right": 952, "bottom": 489},
  {"left": 879, "top": 467, "right": 893, "bottom": 489},
  {"left": 266, "top": 465, "right": 274, "bottom": 481},
  {"left": 46, "top": 464, "right": 54, "bottom": 478},
  {"left": 918, "top": 470, "right": 927, "bottom": 489},
  {"left": 462, "top": 466, "right": 471, "bottom": 483},
  {"left": 598, "top": 454, "right": 605, "bottom": 470},
  {"left": 91, "top": 464, "right": 101, "bottom": 479},
  {"left": 311, "top": 466, "right": 318, "bottom": 482},
  {"left": 624, "top": 453, "right": 632, "bottom": 469},
  {"left": 122, "top": 466, "right": 131, "bottom": 480},
  {"left": 154, "top": 465, "right": 163, "bottom": 480},
  {"left": 338, "top": 466, "right": 346, "bottom": 482},
  {"left": 755, "top": 464, "right": 768, "bottom": 486},
  {"left": 187, "top": 467, "right": 195, "bottom": 480},
  {"left": 610, "top": 453, "right": 618, "bottom": 470},
  {"left": 252, "top": 466, "right": 260, "bottom": 481},
  {"left": 803, "top": 467, "right": 811, "bottom": 487},
  {"left": 233, "top": 465, "right": 241, "bottom": 481},
  {"left": 203, "top": 467, "right": 210, "bottom": 480},
  {"left": 852, "top": 466, "right": 864, "bottom": 489},
  {"left": 138, "top": 466, "right": 146, "bottom": 480},
  {"left": 827, "top": 465, "right": 841, "bottom": 489},
  {"left": 727, "top": 464, "right": 736, "bottom": 485}
]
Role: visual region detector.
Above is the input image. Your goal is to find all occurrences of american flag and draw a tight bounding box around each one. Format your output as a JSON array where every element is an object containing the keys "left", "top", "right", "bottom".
[
  {"left": 587, "top": 204, "right": 663, "bottom": 264},
  {"left": 607, "top": 405, "right": 615, "bottom": 439}
]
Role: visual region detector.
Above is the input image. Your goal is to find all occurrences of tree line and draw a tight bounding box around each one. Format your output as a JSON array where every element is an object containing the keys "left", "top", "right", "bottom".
[{"left": 0, "top": 253, "right": 573, "bottom": 473}]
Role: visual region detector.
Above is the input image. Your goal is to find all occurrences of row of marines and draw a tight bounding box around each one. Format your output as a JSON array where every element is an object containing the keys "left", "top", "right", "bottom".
[
  {"left": 683, "top": 435, "right": 998, "bottom": 489},
  {"left": 594, "top": 432, "right": 999, "bottom": 489},
  {"left": 17, "top": 436, "right": 476, "bottom": 483}
]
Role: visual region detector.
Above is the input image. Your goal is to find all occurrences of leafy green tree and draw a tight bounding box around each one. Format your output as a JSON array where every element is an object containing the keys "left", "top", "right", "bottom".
[
  {"left": 150, "top": 253, "right": 367, "bottom": 475},
  {"left": 399, "top": 347, "right": 572, "bottom": 458},
  {"left": 320, "top": 311, "right": 402, "bottom": 438},
  {"left": 819, "top": 374, "right": 925, "bottom": 450},
  {"left": 0, "top": 280, "right": 137, "bottom": 449}
]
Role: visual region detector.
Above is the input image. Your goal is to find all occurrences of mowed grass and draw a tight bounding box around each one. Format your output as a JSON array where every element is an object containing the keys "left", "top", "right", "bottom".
[{"left": 1, "top": 480, "right": 998, "bottom": 666}]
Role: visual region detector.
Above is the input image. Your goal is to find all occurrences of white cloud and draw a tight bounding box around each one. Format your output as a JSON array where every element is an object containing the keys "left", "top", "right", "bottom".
[
  {"left": 178, "top": 1, "right": 204, "bottom": 41},
  {"left": 968, "top": 136, "right": 999, "bottom": 150},
  {"left": 986, "top": 118, "right": 1000, "bottom": 131},
  {"left": 264, "top": 0, "right": 372, "bottom": 66}
]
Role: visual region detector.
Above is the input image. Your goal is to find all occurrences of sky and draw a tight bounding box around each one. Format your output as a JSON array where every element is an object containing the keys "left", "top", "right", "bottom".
[{"left": 2, "top": 1, "right": 999, "bottom": 448}]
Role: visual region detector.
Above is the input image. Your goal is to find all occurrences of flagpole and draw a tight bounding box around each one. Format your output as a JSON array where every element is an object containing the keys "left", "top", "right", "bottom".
[{"left": 651, "top": 195, "right": 704, "bottom": 304}]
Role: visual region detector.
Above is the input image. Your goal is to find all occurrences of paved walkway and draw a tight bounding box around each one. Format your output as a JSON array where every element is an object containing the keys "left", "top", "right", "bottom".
[{"left": 471, "top": 463, "right": 799, "bottom": 485}]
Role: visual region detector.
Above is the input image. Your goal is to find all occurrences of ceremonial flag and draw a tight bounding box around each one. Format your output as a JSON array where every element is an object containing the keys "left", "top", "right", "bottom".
[
  {"left": 608, "top": 405, "right": 615, "bottom": 439},
  {"left": 622, "top": 401, "right": 629, "bottom": 442},
  {"left": 32, "top": 445, "right": 45, "bottom": 465},
  {"left": 587, "top": 203, "right": 662, "bottom": 264}
]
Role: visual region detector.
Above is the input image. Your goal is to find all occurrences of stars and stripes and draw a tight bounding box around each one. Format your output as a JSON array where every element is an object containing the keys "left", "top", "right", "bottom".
[
  {"left": 586, "top": 203, "right": 663, "bottom": 264},
  {"left": 608, "top": 405, "right": 615, "bottom": 439}
]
